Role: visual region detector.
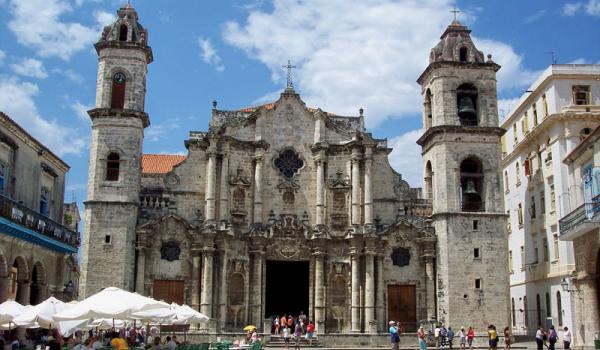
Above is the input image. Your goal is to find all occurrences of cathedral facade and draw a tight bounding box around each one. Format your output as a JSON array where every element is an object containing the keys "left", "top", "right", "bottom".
[{"left": 79, "top": 5, "right": 509, "bottom": 334}]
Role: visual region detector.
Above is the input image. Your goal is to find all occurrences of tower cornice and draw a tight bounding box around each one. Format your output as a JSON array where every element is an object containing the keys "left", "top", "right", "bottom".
[
  {"left": 87, "top": 108, "right": 150, "bottom": 128},
  {"left": 417, "top": 61, "right": 500, "bottom": 86},
  {"left": 95, "top": 41, "right": 153, "bottom": 63},
  {"left": 417, "top": 125, "right": 505, "bottom": 147}
]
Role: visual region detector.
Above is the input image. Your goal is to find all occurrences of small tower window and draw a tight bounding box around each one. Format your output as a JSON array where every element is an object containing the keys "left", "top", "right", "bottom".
[
  {"left": 111, "top": 72, "right": 126, "bottom": 109},
  {"left": 460, "top": 158, "right": 484, "bottom": 212},
  {"left": 424, "top": 89, "right": 433, "bottom": 128},
  {"left": 40, "top": 187, "right": 49, "bottom": 216},
  {"left": 0, "top": 162, "right": 6, "bottom": 192},
  {"left": 119, "top": 25, "right": 128, "bottom": 41},
  {"left": 106, "top": 152, "right": 120, "bottom": 181},
  {"left": 425, "top": 161, "right": 433, "bottom": 200},
  {"left": 459, "top": 47, "right": 468, "bottom": 62},
  {"left": 457, "top": 83, "right": 478, "bottom": 126}
]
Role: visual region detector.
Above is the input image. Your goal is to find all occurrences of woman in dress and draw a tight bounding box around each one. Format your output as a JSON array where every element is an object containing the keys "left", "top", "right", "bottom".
[
  {"left": 418, "top": 326, "right": 427, "bottom": 350},
  {"left": 503, "top": 326, "right": 511, "bottom": 350}
]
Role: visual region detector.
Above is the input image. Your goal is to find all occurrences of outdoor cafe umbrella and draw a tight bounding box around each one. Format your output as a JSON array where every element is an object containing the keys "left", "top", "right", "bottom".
[
  {"left": 0, "top": 300, "right": 26, "bottom": 324},
  {"left": 243, "top": 325, "right": 257, "bottom": 332},
  {"left": 13, "top": 296, "right": 66, "bottom": 328}
]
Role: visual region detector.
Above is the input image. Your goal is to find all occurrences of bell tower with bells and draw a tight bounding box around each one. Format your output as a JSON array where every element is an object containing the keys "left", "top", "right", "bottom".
[{"left": 416, "top": 18, "right": 510, "bottom": 328}]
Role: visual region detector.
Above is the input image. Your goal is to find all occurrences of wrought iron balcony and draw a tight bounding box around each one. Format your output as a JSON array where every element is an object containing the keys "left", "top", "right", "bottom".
[
  {"left": 0, "top": 193, "right": 79, "bottom": 250},
  {"left": 559, "top": 196, "right": 600, "bottom": 240}
]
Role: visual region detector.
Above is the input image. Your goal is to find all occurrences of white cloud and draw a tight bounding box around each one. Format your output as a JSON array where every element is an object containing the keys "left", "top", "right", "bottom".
[
  {"left": 93, "top": 10, "right": 115, "bottom": 27},
  {"left": 568, "top": 58, "right": 587, "bottom": 64},
  {"left": 586, "top": 0, "right": 600, "bottom": 16},
  {"left": 388, "top": 129, "right": 423, "bottom": 187},
  {"left": 51, "top": 68, "right": 84, "bottom": 84},
  {"left": 145, "top": 118, "right": 182, "bottom": 142},
  {"left": 11, "top": 58, "right": 48, "bottom": 79},
  {"left": 497, "top": 98, "right": 521, "bottom": 123},
  {"left": 71, "top": 101, "right": 93, "bottom": 122},
  {"left": 0, "top": 50, "right": 6, "bottom": 66},
  {"left": 524, "top": 9, "right": 547, "bottom": 23},
  {"left": 198, "top": 37, "right": 225, "bottom": 72},
  {"left": 0, "top": 75, "right": 86, "bottom": 156},
  {"left": 223, "top": 0, "right": 540, "bottom": 128},
  {"left": 563, "top": 2, "right": 582, "bottom": 15},
  {"left": 7, "top": 0, "right": 104, "bottom": 60}
]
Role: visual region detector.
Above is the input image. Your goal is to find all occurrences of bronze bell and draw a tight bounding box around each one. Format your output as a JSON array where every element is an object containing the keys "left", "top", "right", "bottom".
[
  {"left": 464, "top": 179, "right": 478, "bottom": 194},
  {"left": 458, "top": 96, "right": 476, "bottom": 118}
]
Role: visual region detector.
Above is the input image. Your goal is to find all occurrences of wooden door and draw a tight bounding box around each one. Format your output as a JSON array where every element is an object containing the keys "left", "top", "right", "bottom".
[
  {"left": 153, "top": 280, "right": 184, "bottom": 304},
  {"left": 388, "top": 285, "right": 417, "bottom": 332}
]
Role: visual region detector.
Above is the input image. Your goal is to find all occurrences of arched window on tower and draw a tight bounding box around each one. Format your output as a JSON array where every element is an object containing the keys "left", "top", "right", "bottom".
[
  {"left": 424, "top": 89, "right": 433, "bottom": 128},
  {"left": 556, "top": 291, "right": 563, "bottom": 325},
  {"left": 459, "top": 47, "right": 468, "bottom": 62},
  {"left": 106, "top": 153, "right": 120, "bottom": 181},
  {"left": 111, "top": 72, "right": 126, "bottom": 109},
  {"left": 460, "top": 158, "right": 484, "bottom": 212},
  {"left": 425, "top": 161, "right": 433, "bottom": 200},
  {"left": 457, "top": 83, "right": 478, "bottom": 126},
  {"left": 119, "top": 25, "right": 128, "bottom": 41}
]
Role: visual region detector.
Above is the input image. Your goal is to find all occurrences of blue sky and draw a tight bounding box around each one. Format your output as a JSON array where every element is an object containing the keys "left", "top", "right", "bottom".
[{"left": 0, "top": 0, "right": 598, "bottom": 224}]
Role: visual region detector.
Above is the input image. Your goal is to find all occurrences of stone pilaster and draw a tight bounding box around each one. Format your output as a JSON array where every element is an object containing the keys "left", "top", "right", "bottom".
[
  {"left": 191, "top": 253, "right": 201, "bottom": 311},
  {"left": 423, "top": 255, "right": 436, "bottom": 320},
  {"left": 218, "top": 246, "right": 229, "bottom": 332},
  {"left": 219, "top": 150, "right": 229, "bottom": 222},
  {"left": 253, "top": 151, "right": 264, "bottom": 223},
  {"left": 315, "top": 155, "right": 325, "bottom": 226},
  {"left": 364, "top": 246, "right": 376, "bottom": 333},
  {"left": 0, "top": 276, "right": 9, "bottom": 303},
  {"left": 250, "top": 247, "right": 265, "bottom": 327},
  {"left": 200, "top": 249, "right": 215, "bottom": 317},
  {"left": 351, "top": 148, "right": 362, "bottom": 226},
  {"left": 135, "top": 246, "right": 146, "bottom": 294},
  {"left": 16, "top": 280, "right": 30, "bottom": 305},
  {"left": 363, "top": 147, "right": 373, "bottom": 225},
  {"left": 350, "top": 246, "right": 361, "bottom": 332},
  {"left": 205, "top": 147, "right": 217, "bottom": 221},
  {"left": 313, "top": 249, "right": 326, "bottom": 333},
  {"left": 375, "top": 253, "right": 386, "bottom": 332}
]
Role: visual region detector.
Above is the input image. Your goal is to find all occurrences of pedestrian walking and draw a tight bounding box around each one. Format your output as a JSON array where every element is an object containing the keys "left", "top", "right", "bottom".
[
  {"left": 418, "top": 326, "right": 427, "bottom": 350},
  {"left": 306, "top": 321, "right": 315, "bottom": 346},
  {"left": 441, "top": 325, "right": 448, "bottom": 347},
  {"left": 458, "top": 327, "right": 467, "bottom": 350},
  {"left": 293, "top": 323, "right": 302, "bottom": 350},
  {"left": 435, "top": 325, "right": 441, "bottom": 348},
  {"left": 535, "top": 327, "right": 546, "bottom": 350},
  {"left": 548, "top": 326, "right": 558, "bottom": 350},
  {"left": 487, "top": 325, "right": 498, "bottom": 350},
  {"left": 562, "top": 327, "right": 571, "bottom": 350},
  {"left": 389, "top": 321, "right": 400, "bottom": 350},
  {"left": 447, "top": 327, "right": 455, "bottom": 349},
  {"left": 274, "top": 316, "right": 280, "bottom": 335},
  {"left": 503, "top": 327, "right": 511, "bottom": 350},
  {"left": 282, "top": 325, "right": 290, "bottom": 349},
  {"left": 467, "top": 327, "right": 475, "bottom": 350}
]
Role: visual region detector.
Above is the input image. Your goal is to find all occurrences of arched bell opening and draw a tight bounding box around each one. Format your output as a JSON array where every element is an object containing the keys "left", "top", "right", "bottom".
[
  {"left": 424, "top": 89, "right": 433, "bottom": 128},
  {"left": 460, "top": 158, "right": 484, "bottom": 212},
  {"left": 457, "top": 83, "right": 478, "bottom": 126}
]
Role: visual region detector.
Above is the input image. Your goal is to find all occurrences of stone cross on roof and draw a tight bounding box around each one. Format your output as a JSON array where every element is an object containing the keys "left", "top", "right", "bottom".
[
  {"left": 451, "top": 7, "right": 460, "bottom": 22},
  {"left": 282, "top": 60, "right": 296, "bottom": 89}
]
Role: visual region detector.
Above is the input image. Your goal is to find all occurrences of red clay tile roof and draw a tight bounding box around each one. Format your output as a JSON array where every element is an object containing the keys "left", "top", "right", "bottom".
[{"left": 142, "top": 154, "right": 186, "bottom": 174}]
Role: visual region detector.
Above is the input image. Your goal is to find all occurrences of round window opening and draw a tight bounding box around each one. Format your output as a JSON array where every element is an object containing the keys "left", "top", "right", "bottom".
[{"left": 274, "top": 149, "right": 304, "bottom": 179}]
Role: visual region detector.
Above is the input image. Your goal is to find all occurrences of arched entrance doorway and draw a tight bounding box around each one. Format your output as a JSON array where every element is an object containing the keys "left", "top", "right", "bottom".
[
  {"left": 11, "top": 256, "right": 29, "bottom": 304},
  {"left": 30, "top": 262, "right": 46, "bottom": 305}
]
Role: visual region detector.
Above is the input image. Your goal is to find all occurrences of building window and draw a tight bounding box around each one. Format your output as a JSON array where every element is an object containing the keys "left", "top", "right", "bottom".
[
  {"left": 282, "top": 190, "right": 295, "bottom": 205},
  {"left": 119, "top": 24, "right": 128, "bottom": 41},
  {"left": 0, "top": 162, "right": 6, "bottom": 192},
  {"left": 460, "top": 158, "right": 484, "bottom": 212},
  {"left": 507, "top": 210, "right": 512, "bottom": 232},
  {"left": 425, "top": 161, "right": 433, "bottom": 200},
  {"left": 40, "top": 187, "right": 49, "bottom": 216},
  {"left": 522, "top": 112, "right": 529, "bottom": 134},
  {"left": 549, "top": 183, "right": 556, "bottom": 212},
  {"left": 556, "top": 292, "right": 563, "bottom": 325},
  {"left": 504, "top": 171, "right": 509, "bottom": 193},
  {"left": 542, "top": 94, "right": 548, "bottom": 117},
  {"left": 459, "top": 47, "right": 468, "bottom": 62},
  {"left": 513, "top": 123, "right": 518, "bottom": 144},
  {"left": 457, "top": 83, "right": 478, "bottom": 126},
  {"left": 530, "top": 196, "right": 536, "bottom": 219},
  {"left": 516, "top": 162, "right": 521, "bottom": 185},
  {"left": 274, "top": 149, "right": 304, "bottom": 179},
  {"left": 473, "top": 220, "right": 478, "bottom": 230},
  {"left": 474, "top": 248, "right": 480, "bottom": 259},
  {"left": 104, "top": 235, "right": 111, "bottom": 244},
  {"left": 475, "top": 278, "right": 481, "bottom": 289},
  {"left": 545, "top": 292, "right": 551, "bottom": 318},
  {"left": 512, "top": 298, "right": 516, "bottom": 327},
  {"left": 540, "top": 191, "right": 546, "bottom": 214},
  {"left": 509, "top": 250, "right": 513, "bottom": 272},
  {"left": 111, "top": 72, "right": 126, "bottom": 109},
  {"left": 580, "top": 127, "right": 592, "bottom": 141},
  {"left": 534, "top": 239, "right": 539, "bottom": 264},
  {"left": 520, "top": 246, "right": 525, "bottom": 268},
  {"left": 536, "top": 294, "right": 542, "bottom": 326},
  {"left": 106, "top": 153, "right": 120, "bottom": 181},
  {"left": 524, "top": 296, "right": 529, "bottom": 326},
  {"left": 518, "top": 203, "right": 524, "bottom": 227},
  {"left": 532, "top": 103, "right": 538, "bottom": 126},
  {"left": 543, "top": 238, "right": 549, "bottom": 262},
  {"left": 424, "top": 89, "right": 433, "bottom": 129},
  {"left": 553, "top": 234, "right": 559, "bottom": 261},
  {"left": 572, "top": 85, "right": 591, "bottom": 105},
  {"left": 233, "top": 188, "right": 246, "bottom": 208}
]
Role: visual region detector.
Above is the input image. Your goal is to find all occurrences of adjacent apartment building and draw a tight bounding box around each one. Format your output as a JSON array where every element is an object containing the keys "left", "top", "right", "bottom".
[
  {"left": 501, "top": 64, "right": 600, "bottom": 341},
  {"left": 559, "top": 124, "right": 600, "bottom": 349},
  {"left": 0, "top": 112, "right": 80, "bottom": 305}
]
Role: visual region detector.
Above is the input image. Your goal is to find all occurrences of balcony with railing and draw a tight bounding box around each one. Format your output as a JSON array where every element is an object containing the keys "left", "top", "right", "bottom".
[
  {"left": 559, "top": 195, "right": 600, "bottom": 241},
  {"left": 0, "top": 193, "right": 79, "bottom": 253}
]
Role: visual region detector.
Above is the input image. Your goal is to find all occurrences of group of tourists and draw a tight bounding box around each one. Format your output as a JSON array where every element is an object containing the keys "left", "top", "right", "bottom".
[
  {"left": 536, "top": 326, "right": 572, "bottom": 350},
  {"left": 272, "top": 311, "right": 315, "bottom": 348}
]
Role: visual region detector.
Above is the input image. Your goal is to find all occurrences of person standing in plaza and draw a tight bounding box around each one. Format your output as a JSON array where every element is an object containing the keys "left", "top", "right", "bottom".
[
  {"left": 487, "top": 325, "right": 498, "bottom": 350},
  {"left": 562, "top": 327, "right": 571, "bottom": 350},
  {"left": 435, "top": 325, "right": 441, "bottom": 348},
  {"left": 441, "top": 325, "right": 448, "bottom": 347},
  {"left": 418, "top": 326, "right": 427, "bottom": 350},
  {"left": 274, "top": 316, "right": 280, "bottom": 335},
  {"left": 503, "top": 326, "right": 511, "bottom": 350},
  {"left": 447, "top": 327, "right": 455, "bottom": 349},
  {"left": 458, "top": 327, "right": 467, "bottom": 350},
  {"left": 282, "top": 325, "right": 290, "bottom": 349},
  {"left": 306, "top": 321, "right": 315, "bottom": 346},
  {"left": 535, "top": 327, "right": 546, "bottom": 350},
  {"left": 467, "top": 326, "right": 475, "bottom": 350},
  {"left": 389, "top": 321, "right": 400, "bottom": 350},
  {"left": 548, "top": 326, "right": 558, "bottom": 350}
]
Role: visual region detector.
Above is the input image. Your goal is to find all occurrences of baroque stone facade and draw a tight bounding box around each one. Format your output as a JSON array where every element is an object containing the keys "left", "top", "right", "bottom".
[{"left": 79, "top": 5, "right": 509, "bottom": 334}]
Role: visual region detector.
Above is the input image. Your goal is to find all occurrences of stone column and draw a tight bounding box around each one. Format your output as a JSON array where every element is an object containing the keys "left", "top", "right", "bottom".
[
  {"left": 200, "top": 249, "right": 214, "bottom": 317},
  {"left": 375, "top": 254, "right": 386, "bottom": 333},
  {"left": 253, "top": 152, "right": 264, "bottom": 223},
  {"left": 205, "top": 149, "right": 217, "bottom": 221},
  {"left": 250, "top": 248, "right": 264, "bottom": 327},
  {"left": 0, "top": 276, "right": 9, "bottom": 303},
  {"left": 315, "top": 157, "right": 325, "bottom": 226},
  {"left": 191, "top": 254, "right": 201, "bottom": 311},
  {"left": 218, "top": 248, "right": 229, "bottom": 332},
  {"left": 135, "top": 247, "right": 146, "bottom": 294},
  {"left": 16, "top": 280, "right": 30, "bottom": 305},
  {"left": 363, "top": 147, "right": 373, "bottom": 225},
  {"left": 313, "top": 250, "right": 326, "bottom": 333},
  {"left": 219, "top": 151, "right": 229, "bottom": 222},
  {"left": 351, "top": 148, "right": 362, "bottom": 226},
  {"left": 350, "top": 247, "right": 361, "bottom": 332},
  {"left": 424, "top": 256, "right": 436, "bottom": 320},
  {"left": 364, "top": 247, "right": 376, "bottom": 332}
]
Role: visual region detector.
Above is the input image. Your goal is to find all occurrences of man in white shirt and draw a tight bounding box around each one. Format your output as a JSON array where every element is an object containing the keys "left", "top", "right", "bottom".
[
  {"left": 164, "top": 336, "right": 177, "bottom": 350},
  {"left": 562, "top": 327, "right": 571, "bottom": 350}
]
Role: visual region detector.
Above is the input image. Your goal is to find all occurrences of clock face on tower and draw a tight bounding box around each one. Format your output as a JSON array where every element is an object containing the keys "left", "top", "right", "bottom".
[{"left": 113, "top": 72, "right": 126, "bottom": 84}]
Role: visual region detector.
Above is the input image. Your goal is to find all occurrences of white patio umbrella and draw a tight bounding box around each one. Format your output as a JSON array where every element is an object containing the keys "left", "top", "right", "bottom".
[
  {"left": 86, "top": 318, "right": 128, "bottom": 330},
  {"left": 53, "top": 287, "right": 168, "bottom": 321},
  {"left": 132, "top": 303, "right": 208, "bottom": 324},
  {"left": 0, "top": 300, "right": 26, "bottom": 324},
  {"left": 13, "top": 296, "right": 66, "bottom": 328},
  {"left": 170, "top": 304, "right": 209, "bottom": 324}
]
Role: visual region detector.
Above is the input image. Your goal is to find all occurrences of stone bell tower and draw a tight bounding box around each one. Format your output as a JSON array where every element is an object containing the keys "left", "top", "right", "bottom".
[
  {"left": 416, "top": 20, "right": 510, "bottom": 329},
  {"left": 79, "top": 3, "right": 152, "bottom": 297}
]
